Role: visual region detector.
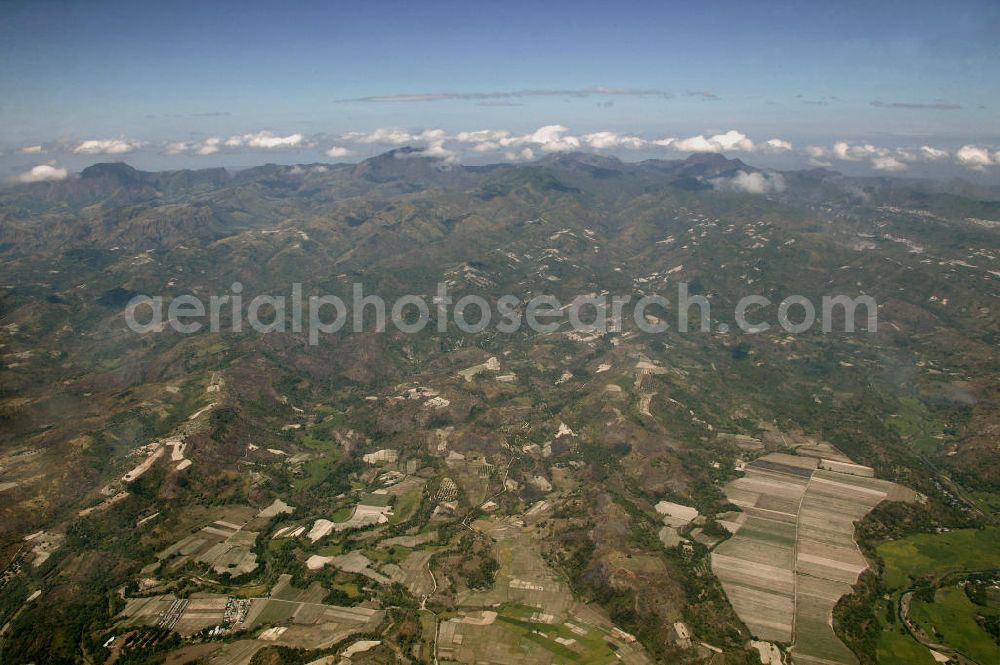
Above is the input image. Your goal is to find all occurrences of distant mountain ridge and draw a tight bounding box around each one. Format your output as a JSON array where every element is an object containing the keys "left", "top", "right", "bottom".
[{"left": 2, "top": 150, "right": 999, "bottom": 254}]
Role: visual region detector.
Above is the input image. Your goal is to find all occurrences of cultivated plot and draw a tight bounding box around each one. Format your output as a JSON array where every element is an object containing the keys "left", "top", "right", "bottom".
[{"left": 712, "top": 451, "right": 919, "bottom": 664}]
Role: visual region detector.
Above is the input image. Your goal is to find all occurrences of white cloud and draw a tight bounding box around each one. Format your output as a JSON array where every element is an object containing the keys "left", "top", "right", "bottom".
[
  {"left": 710, "top": 130, "right": 756, "bottom": 152},
  {"left": 456, "top": 125, "right": 587, "bottom": 153},
  {"left": 504, "top": 148, "right": 535, "bottom": 161},
  {"left": 832, "top": 141, "right": 888, "bottom": 161},
  {"left": 196, "top": 137, "right": 222, "bottom": 155},
  {"left": 325, "top": 146, "right": 353, "bottom": 158},
  {"left": 919, "top": 146, "right": 949, "bottom": 160},
  {"left": 169, "top": 133, "right": 303, "bottom": 154},
  {"left": 421, "top": 139, "right": 457, "bottom": 161},
  {"left": 16, "top": 164, "right": 68, "bottom": 183},
  {"left": 342, "top": 128, "right": 445, "bottom": 145},
  {"left": 762, "top": 138, "right": 793, "bottom": 152},
  {"left": 519, "top": 125, "right": 581, "bottom": 152},
  {"left": 65, "top": 126, "right": 976, "bottom": 174},
  {"left": 226, "top": 131, "right": 305, "bottom": 149},
  {"left": 339, "top": 127, "right": 456, "bottom": 160},
  {"left": 418, "top": 128, "right": 447, "bottom": 143},
  {"left": 346, "top": 128, "right": 413, "bottom": 144},
  {"left": 20, "top": 145, "right": 45, "bottom": 154},
  {"left": 713, "top": 170, "right": 785, "bottom": 194},
  {"left": 655, "top": 135, "right": 713, "bottom": 152},
  {"left": 455, "top": 129, "right": 511, "bottom": 144},
  {"left": 453, "top": 125, "right": 581, "bottom": 153},
  {"left": 871, "top": 156, "right": 907, "bottom": 172},
  {"left": 581, "top": 131, "right": 646, "bottom": 149},
  {"left": 73, "top": 138, "right": 142, "bottom": 155},
  {"left": 825, "top": 142, "right": 959, "bottom": 169},
  {"left": 955, "top": 145, "right": 994, "bottom": 170},
  {"left": 165, "top": 137, "right": 222, "bottom": 156},
  {"left": 655, "top": 130, "right": 756, "bottom": 153},
  {"left": 336, "top": 126, "right": 796, "bottom": 159},
  {"left": 454, "top": 130, "right": 512, "bottom": 152}
]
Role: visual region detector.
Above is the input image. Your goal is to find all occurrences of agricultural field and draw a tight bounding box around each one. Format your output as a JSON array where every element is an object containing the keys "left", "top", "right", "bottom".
[
  {"left": 458, "top": 517, "right": 570, "bottom": 615},
  {"left": 437, "top": 605, "right": 629, "bottom": 665},
  {"left": 870, "top": 527, "right": 1000, "bottom": 664},
  {"left": 909, "top": 586, "right": 1000, "bottom": 664},
  {"left": 878, "top": 527, "right": 1000, "bottom": 591},
  {"left": 117, "top": 574, "right": 384, "bottom": 663},
  {"left": 155, "top": 507, "right": 262, "bottom": 576},
  {"left": 712, "top": 450, "right": 921, "bottom": 664},
  {"left": 446, "top": 516, "right": 653, "bottom": 664}
]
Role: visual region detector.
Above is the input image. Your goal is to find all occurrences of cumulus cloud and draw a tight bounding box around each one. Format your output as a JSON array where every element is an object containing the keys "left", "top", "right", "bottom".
[
  {"left": 336, "top": 126, "right": 800, "bottom": 160},
  {"left": 871, "top": 156, "right": 907, "bottom": 172},
  {"left": 226, "top": 131, "right": 305, "bottom": 149},
  {"left": 165, "top": 137, "right": 222, "bottom": 156},
  {"left": 455, "top": 129, "right": 511, "bottom": 143},
  {"left": 955, "top": 145, "right": 995, "bottom": 170},
  {"left": 762, "top": 138, "right": 793, "bottom": 152},
  {"left": 712, "top": 170, "right": 786, "bottom": 194},
  {"left": 16, "top": 164, "right": 68, "bottom": 183},
  {"left": 454, "top": 129, "right": 513, "bottom": 152},
  {"left": 455, "top": 125, "right": 583, "bottom": 153},
  {"left": 342, "top": 128, "right": 444, "bottom": 145},
  {"left": 825, "top": 141, "right": 969, "bottom": 170},
  {"left": 581, "top": 131, "right": 646, "bottom": 149},
  {"left": 341, "top": 127, "right": 455, "bottom": 160},
  {"left": 324, "top": 146, "right": 353, "bottom": 158},
  {"left": 918, "top": 146, "right": 949, "bottom": 160},
  {"left": 825, "top": 140, "right": 987, "bottom": 170},
  {"left": 20, "top": 145, "right": 45, "bottom": 154},
  {"left": 73, "top": 138, "right": 142, "bottom": 155},
  {"left": 66, "top": 124, "right": 977, "bottom": 176},
  {"left": 195, "top": 137, "right": 222, "bottom": 155},
  {"left": 504, "top": 148, "right": 535, "bottom": 162},
  {"left": 165, "top": 132, "right": 305, "bottom": 155},
  {"left": 655, "top": 130, "right": 756, "bottom": 153},
  {"left": 517, "top": 125, "right": 581, "bottom": 152},
  {"left": 421, "top": 140, "right": 457, "bottom": 161},
  {"left": 832, "top": 141, "right": 889, "bottom": 161}
]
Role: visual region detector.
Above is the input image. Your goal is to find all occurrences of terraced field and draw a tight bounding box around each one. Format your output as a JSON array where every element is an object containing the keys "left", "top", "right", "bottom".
[{"left": 712, "top": 450, "right": 920, "bottom": 665}]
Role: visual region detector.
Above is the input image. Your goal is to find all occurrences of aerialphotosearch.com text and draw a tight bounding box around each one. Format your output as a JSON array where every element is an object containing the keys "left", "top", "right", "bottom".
[{"left": 124, "top": 282, "right": 878, "bottom": 345}]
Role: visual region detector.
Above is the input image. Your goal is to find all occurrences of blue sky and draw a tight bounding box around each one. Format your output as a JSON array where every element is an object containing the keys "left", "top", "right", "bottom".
[{"left": 2, "top": 0, "right": 999, "bottom": 180}]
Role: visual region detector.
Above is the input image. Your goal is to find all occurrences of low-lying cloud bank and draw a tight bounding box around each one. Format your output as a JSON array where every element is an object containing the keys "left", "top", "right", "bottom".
[
  {"left": 12, "top": 126, "right": 1000, "bottom": 183},
  {"left": 166, "top": 131, "right": 306, "bottom": 156},
  {"left": 805, "top": 140, "right": 999, "bottom": 172}
]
